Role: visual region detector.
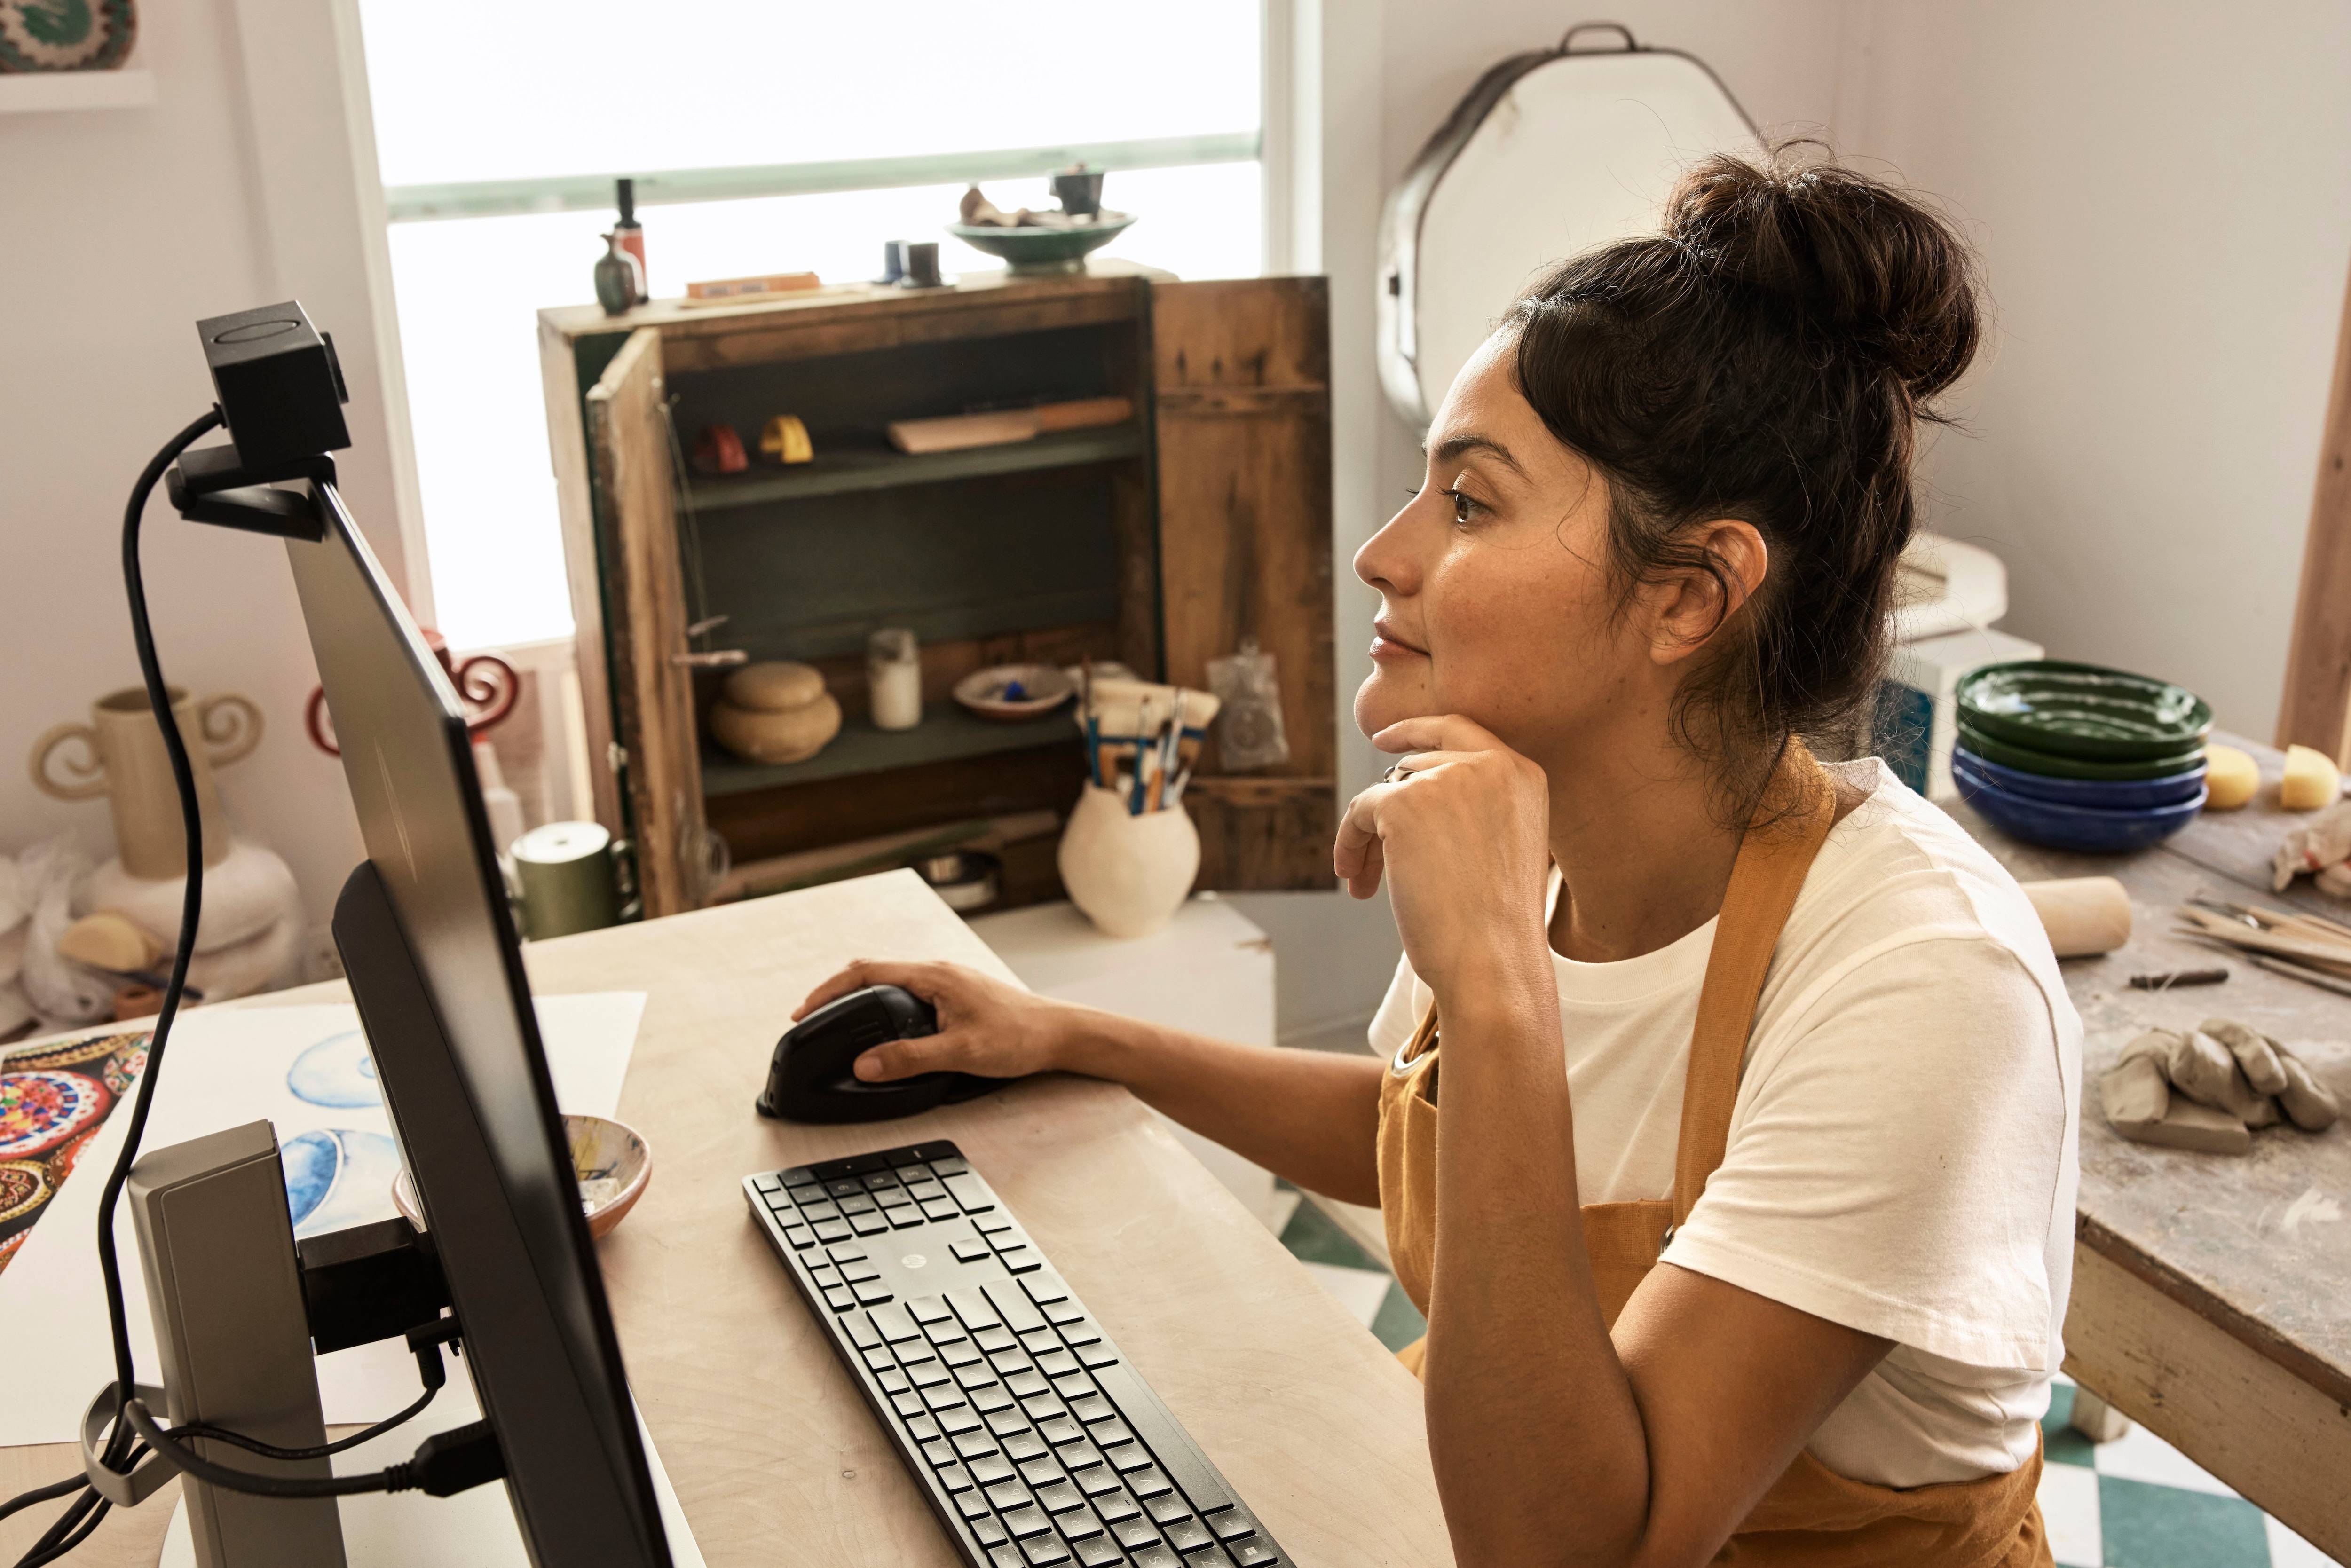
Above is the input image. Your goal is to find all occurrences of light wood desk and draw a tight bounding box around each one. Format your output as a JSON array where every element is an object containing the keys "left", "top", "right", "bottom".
[
  {"left": 1945, "top": 737, "right": 2351, "bottom": 1559},
  {"left": 0, "top": 870, "right": 1453, "bottom": 1567}
]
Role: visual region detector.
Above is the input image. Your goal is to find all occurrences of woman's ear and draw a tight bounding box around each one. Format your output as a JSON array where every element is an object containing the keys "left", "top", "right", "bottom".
[{"left": 1647, "top": 520, "right": 1769, "bottom": 668}]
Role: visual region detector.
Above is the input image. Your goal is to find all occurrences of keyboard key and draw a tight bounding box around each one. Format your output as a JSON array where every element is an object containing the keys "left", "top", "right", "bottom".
[
  {"left": 1068, "top": 1395, "right": 1115, "bottom": 1424},
  {"left": 958, "top": 1491, "right": 993, "bottom": 1521},
  {"left": 985, "top": 1282, "right": 1048, "bottom": 1334},
  {"left": 1128, "top": 1467, "right": 1172, "bottom": 1499},
  {"left": 1073, "top": 1538, "right": 1122, "bottom": 1567},
  {"left": 1051, "top": 1375, "right": 1093, "bottom": 1402},
  {"left": 905, "top": 1180, "right": 947, "bottom": 1204},
  {"left": 1019, "top": 1536, "right": 1070, "bottom": 1567},
  {"left": 808, "top": 1264, "right": 840, "bottom": 1288},
  {"left": 889, "top": 1208, "right": 927, "bottom": 1229},
  {"left": 826, "top": 1178, "right": 865, "bottom": 1198},
  {"left": 846, "top": 1315, "right": 883, "bottom": 1350},
  {"left": 1112, "top": 1519, "right": 1160, "bottom": 1550},
  {"left": 1229, "top": 1544, "right": 1278, "bottom": 1567},
  {"left": 853, "top": 1282, "right": 894, "bottom": 1306},
  {"left": 1020, "top": 1329, "right": 1062, "bottom": 1355},
  {"left": 939, "top": 1465, "right": 974, "bottom": 1493},
  {"left": 943, "top": 1174, "right": 994, "bottom": 1213},
  {"left": 851, "top": 1213, "right": 890, "bottom": 1236},
  {"left": 1056, "top": 1319, "right": 1102, "bottom": 1348},
  {"left": 986, "top": 1544, "right": 1019, "bottom": 1568},
  {"left": 986, "top": 1410, "right": 1031, "bottom": 1438},
  {"left": 1001, "top": 1505, "right": 1052, "bottom": 1540},
  {"left": 911, "top": 1362, "right": 953, "bottom": 1390},
  {"left": 921, "top": 1199, "right": 960, "bottom": 1221},
  {"left": 952, "top": 1239, "right": 993, "bottom": 1263},
  {"left": 908, "top": 1296, "right": 953, "bottom": 1324},
  {"left": 1076, "top": 1466, "right": 1122, "bottom": 1497},
  {"left": 1003, "top": 1432, "right": 1050, "bottom": 1464},
  {"left": 862, "top": 1172, "right": 899, "bottom": 1190},
  {"left": 1005, "top": 1370, "right": 1050, "bottom": 1400},
  {"left": 1094, "top": 1490, "right": 1141, "bottom": 1522},
  {"left": 922, "top": 1439, "right": 956, "bottom": 1467},
  {"left": 952, "top": 1431, "right": 998, "bottom": 1460},
  {"left": 781, "top": 1166, "right": 820, "bottom": 1188},
  {"left": 827, "top": 1244, "right": 868, "bottom": 1263},
  {"left": 989, "top": 1351, "right": 1034, "bottom": 1377},
  {"left": 869, "top": 1303, "right": 919, "bottom": 1343},
  {"left": 1164, "top": 1519, "right": 1213, "bottom": 1553},
  {"left": 1034, "top": 1349, "right": 1080, "bottom": 1378},
  {"left": 939, "top": 1408, "right": 984, "bottom": 1437},
  {"left": 1077, "top": 1345, "right": 1119, "bottom": 1371},
  {"left": 926, "top": 1317, "right": 968, "bottom": 1347},
  {"left": 1058, "top": 1504, "right": 1105, "bottom": 1540},
  {"left": 907, "top": 1415, "right": 942, "bottom": 1443},
  {"left": 1210, "top": 1512, "right": 1256, "bottom": 1542},
  {"left": 887, "top": 1145, "right": 937, "bottom": 1167},
  {"left": 1108, "top": 1446, "right": 1153, "bottom": 1475},
  {"left": 972, "top": 1386, "right": 1016, "bottom": 1416},
  {"left": 942, "top": 1342, "right": 985, "bottom": 1369},
  {"left": 841, "top": 1261, "right": 881, "bottom": 1284},
  {"left": 1018, "top": 1457, "right": 1065, "bottom": 1487},
  {"left": 877, "top": 1187, "right": 915, "bottom": 1209},
  {"left": 813, "top": 1219, "right": 852, "bottom": 1243},
  {"left": 862, "top": 1347, "right": 895, "bottom": 1372},
  {"left": 823, "top": 1287, "right": 856, "bottom": 1312},
  {"left": 975, "top": 1326, "right": 1019, "bottom": 1354},
  {"left": 1042, "top": 1302, "right": 1085, "bottom": 1326},
  {"left": 975, "top": 1213, "right": 1016, "bottom": 1234},
  {"left": 1035, "top": 1481, "right": 1085, "bottom": 1514},
  {"left": 923, "top": 1386, "right": 966, "bottom": 1413},
  {"left": 1147, "top": 1494, "right": 1191, "bottom": 1526},
  {"left": 1128, "top": 1546, "right": 1182, "bottom": 1568},
  {"left": 929, "top": 1154, "right": 971, "bottom": 1176},
  {"left": 985, "top": 1480, "right": 1032, "bottom": 1512},
  {"left": 969, "top": 1455, "right": 1017, "bottom": 1486},
  {"left": 947, "top": 1287, "right": 1002, "bottom": 1332},
  {"left": 751, "top": 1172, "right": 785, "bottom": 1194},
  {"left": 800, "top": 1201, "right": 843, "bottom": 1224},
  {"left": 838, "top": 1193, "right": 877, "bottom": 1215},
  {"left": 896, "top": 1339, "right": 937, "bottom": 1366},
  {"left": 1091, "top": 1421, "right": 1134, "bottom": 1450},
  {"left": 1021, "top": 1396, "right": 1067, "bottom": 1423},
  {"left": 1023, "top": 1273, "right": 1071, "bottom": 1308},
  {"left": 781, "top": 1225, "right": 814, "bottom": 1249},
  {"left": 999, "top": 1248, "right": 1041, "bottom": 1274},
  {"left": 1038, "top": 1418, "right": 1086, "bottom": 1447}
]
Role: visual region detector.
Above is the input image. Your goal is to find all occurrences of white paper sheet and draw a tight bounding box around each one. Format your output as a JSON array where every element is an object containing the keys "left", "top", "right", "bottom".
[{"left": 0, "top": 992, "right": 645, "bottom": 1447}]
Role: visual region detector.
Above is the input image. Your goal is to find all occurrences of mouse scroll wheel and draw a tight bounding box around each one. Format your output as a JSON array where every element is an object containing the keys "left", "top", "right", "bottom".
[{"left": 852, "top": 1019, "right": 886, "bottom": 1047}]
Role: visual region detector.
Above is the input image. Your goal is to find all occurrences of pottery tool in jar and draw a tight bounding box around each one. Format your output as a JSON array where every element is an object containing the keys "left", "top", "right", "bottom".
[{"left": 1077, "top": 673, "right": 1218, "bottom": 815}]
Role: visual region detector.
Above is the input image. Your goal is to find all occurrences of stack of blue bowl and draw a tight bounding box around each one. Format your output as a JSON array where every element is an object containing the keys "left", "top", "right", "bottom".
[{"left": 1950, "top": 660, "right": 2212, "bottom": 854}]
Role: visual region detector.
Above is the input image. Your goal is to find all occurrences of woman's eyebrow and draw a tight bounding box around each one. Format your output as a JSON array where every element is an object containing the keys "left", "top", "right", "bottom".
[{"left": 1426, "top": 433, "right": 1528, "bottom": 479}]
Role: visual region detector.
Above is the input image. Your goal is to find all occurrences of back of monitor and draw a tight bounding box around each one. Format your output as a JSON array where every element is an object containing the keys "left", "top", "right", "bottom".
[{"left": 1378, "top": 29, "right": 1759, "bottom": 426}]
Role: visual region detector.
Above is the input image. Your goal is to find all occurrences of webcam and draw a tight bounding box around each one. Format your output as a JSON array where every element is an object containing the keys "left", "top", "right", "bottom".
[{"left": 167, "top": 301, "right": 351, "bottom": 539}]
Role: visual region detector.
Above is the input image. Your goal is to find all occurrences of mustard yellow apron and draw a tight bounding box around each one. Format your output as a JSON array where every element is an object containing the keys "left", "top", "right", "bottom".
[{"left": 1375, "top": 744, "right": 2051, "bottom": 1567}]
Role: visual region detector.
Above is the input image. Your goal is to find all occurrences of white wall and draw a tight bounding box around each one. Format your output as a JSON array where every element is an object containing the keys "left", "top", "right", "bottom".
[
  {"left": 0, "top": 0, "right": 405, "bottom": 949},
  {"left": 1843, "top": 0, "right": 2351, "bottom": 741}
]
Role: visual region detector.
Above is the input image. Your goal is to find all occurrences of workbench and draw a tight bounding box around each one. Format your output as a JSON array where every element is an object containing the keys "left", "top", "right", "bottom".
[
  {"left": 0, "top": 871, "right": 1453, "bottom": 1566},
  {"left": 1943, "top": 734, "right": 2351, "bottom": 1560}
]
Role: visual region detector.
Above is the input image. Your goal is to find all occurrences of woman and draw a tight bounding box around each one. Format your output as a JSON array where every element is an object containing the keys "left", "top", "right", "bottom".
[{"left": 798, "top": 150, "right": 2080, "bottom": 1567}]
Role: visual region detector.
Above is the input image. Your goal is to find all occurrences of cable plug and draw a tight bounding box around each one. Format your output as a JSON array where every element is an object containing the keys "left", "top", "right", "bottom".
[{"left": 382, "top": 1421, "right": 504, "bottom": 1499}]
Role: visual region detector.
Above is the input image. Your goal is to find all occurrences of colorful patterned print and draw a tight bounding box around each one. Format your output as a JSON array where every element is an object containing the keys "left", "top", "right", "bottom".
[
  {"left": 0, "top": 1070, "right": 104, "bottom": 1158},
  {"left": 0, "top": 1031, "right": 149, "bottom": 1276}
]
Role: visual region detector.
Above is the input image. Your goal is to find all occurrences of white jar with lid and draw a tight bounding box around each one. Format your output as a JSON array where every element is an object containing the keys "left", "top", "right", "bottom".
[{"left": 868, "top": 627, "right": 922, "bottom": 731}]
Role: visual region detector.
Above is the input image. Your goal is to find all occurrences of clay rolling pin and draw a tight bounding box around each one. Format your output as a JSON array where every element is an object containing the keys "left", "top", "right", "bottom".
[{"left": 2020, "top": 877, "right": 2131, "bottom": 958}]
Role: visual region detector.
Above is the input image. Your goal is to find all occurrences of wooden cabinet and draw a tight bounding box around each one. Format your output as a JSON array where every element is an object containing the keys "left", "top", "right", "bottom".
[{"left": 537, "top": 265, "right": 1337, "bottom": 919}]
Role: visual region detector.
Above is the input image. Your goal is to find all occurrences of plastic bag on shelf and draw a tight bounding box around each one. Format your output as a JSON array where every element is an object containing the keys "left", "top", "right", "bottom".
[{"left": 1205, "top": 638, "right": 1290, "bottom": 772}]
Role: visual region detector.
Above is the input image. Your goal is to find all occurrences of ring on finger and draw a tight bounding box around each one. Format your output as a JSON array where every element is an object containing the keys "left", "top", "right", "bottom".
[{"left": 1383, "top": 758, "right": 1419, "bottom": 785}]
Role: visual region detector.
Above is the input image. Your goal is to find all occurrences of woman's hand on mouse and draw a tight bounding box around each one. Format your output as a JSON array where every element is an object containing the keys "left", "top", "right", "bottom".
[
  {"left": 791, "top": 959, "right": 1072, "bottom": 1082},
  {"left": 1335, "top": 713, "right": 1554, "bottom": 998}
]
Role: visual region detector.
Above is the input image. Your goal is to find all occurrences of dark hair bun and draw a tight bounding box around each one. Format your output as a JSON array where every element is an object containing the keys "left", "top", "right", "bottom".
[{"left": 1663, "top": 147, "right": 1980, "bottom": 402}]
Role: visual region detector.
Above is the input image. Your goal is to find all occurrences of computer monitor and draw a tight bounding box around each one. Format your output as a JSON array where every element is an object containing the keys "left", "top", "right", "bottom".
[{"left": 286, "top": 481, "right": 673, "bottom": 1568}]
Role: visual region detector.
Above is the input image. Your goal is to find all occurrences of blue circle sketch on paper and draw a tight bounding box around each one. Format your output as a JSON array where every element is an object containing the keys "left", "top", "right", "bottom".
[
  {"left": 281, "top": 1128, "right": 399, "bottom": 1239},
  {"left": 286, "top": 1031, "right": 381, "bottom": 1109}
]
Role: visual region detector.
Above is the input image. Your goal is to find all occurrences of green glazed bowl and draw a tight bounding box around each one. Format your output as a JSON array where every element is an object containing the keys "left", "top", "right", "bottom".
[
  {"left": 1956, "top": 660, "right": 2212, "bottom": 761},
  {"left": 1953, "top": 717, "right": 2209, "bottom": 781},
  {"left": 947, "top": 213, "right": 1136, "bottom": 276}
]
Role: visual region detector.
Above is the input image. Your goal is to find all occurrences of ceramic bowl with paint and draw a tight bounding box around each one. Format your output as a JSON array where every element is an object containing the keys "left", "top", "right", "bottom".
[
  {"left": 946, "top": 213, "right": 1136, "bottom": 276},
  {"left": 1952, "top": 755, "right": 2206, "bottom": 854},
  {"left": 391, "top": 1112, "right": 651, "bottom": 1239},
  {"left": 1956, "top": 660, "right": 2212, "bottom": 762},
  {"left": 1951, "top": 748, "right": 2209, "bottom": 810},
  {"left": 954, "top": 664, "right": 1073, "bottom": 722}
]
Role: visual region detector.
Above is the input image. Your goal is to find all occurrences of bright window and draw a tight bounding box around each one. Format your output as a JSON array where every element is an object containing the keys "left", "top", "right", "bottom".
[{"left": 356, "top": 1, "right": 1266, "bottom": 651}]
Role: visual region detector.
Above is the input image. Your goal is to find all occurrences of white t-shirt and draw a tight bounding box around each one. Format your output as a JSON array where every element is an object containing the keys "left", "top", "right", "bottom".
[{"left": 1365, "top": 761, "right": 2082, "bottom": 1488}]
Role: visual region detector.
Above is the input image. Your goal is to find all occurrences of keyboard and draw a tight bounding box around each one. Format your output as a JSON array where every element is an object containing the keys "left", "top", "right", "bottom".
[{"left": 744, "top": 1140, "right": 1289, "bottom": 1568}]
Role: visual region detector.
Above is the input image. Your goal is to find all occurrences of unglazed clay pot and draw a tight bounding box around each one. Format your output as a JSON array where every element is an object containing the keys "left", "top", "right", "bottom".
[
  {"left": 31, "top": 686, "right": 261, "bottom": 878},
  {"left": 708, "top": 661, "right": 841, "bottom": 764},
  {"left": 1056, "top": 784, "right": 1199, "bottom": 939}
]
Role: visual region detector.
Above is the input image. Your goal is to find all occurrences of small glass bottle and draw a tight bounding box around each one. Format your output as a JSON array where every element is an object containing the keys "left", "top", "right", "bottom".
[{"left": 868, "top": 628, "right": 922, "bottom": 731}]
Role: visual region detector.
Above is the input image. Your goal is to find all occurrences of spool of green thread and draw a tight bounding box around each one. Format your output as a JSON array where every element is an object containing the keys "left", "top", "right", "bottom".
[{"left": 514, "top": 822, "right": 624, "bottom": 939}]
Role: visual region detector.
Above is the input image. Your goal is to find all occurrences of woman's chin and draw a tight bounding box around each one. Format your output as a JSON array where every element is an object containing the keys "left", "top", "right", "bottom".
[{"left": 1354, "top": 669, "right": 1433, "bottom": 740}]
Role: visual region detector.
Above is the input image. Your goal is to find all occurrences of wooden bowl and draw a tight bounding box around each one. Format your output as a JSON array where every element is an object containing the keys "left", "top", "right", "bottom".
[{"left": 392, "top": 1112, "right": 651, "bottom": 1239}]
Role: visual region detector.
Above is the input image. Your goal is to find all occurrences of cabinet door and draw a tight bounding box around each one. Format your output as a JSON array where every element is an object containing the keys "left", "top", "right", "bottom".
[
  {"left": 585, "top": 328, "right": 708, "bottom": 918},
  {"left": 1151, "top": 277, "right": 1337, "bottom": 890}
]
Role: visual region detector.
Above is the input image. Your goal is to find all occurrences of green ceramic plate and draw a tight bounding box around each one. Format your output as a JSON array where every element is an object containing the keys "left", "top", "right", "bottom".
[
  {"left": 1955, "top": 660, "right": 2212, "bottom": 761},
  {"left": 947, "top": 213, "right": 1136, "bottom": 276},
  {"left": 1953, "top": 717, "right": 2208, "bottom": 781}
]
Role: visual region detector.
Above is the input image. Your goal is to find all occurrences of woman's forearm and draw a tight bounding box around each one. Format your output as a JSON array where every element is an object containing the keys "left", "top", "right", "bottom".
[
  {"left": 1054, "top": 1006, "right": 1385, "bottom": 1206},
  {"left": 1423, "top": 976, "right": 1652, "bottom": 1566}
]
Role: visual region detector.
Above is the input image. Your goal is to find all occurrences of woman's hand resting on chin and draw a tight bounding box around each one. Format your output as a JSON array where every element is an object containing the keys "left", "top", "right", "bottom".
[
  {"left": 1336, "top": 714, "right": 1556, "bottom": 998},
  {"left": 791, "top": 958, "right": 1074, "bottom": 1082}
]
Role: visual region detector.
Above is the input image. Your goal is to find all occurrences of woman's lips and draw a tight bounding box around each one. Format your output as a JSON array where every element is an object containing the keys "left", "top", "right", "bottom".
[{"left": 1370, "top": 621, "right": 1427, "bottom": 661}]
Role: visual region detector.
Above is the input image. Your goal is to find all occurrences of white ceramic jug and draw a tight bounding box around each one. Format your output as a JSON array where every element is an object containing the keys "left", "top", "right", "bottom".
[{"left": 1056, "top": 784, "right": 1199, "bottom": 939}]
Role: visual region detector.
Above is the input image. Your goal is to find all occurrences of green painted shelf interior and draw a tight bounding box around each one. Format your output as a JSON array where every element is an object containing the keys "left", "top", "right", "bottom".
[
  {"left": 685, "top": 424, "right": 1146, "bottom": 510},
  {"left": 701, "top": 702, "right": 1078, "bottom": 797}
]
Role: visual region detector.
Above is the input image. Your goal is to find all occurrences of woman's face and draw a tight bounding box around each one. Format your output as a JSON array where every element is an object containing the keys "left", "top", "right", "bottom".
[{"left": 1353, "top": 333, "right": 1665, "bottom": 761}]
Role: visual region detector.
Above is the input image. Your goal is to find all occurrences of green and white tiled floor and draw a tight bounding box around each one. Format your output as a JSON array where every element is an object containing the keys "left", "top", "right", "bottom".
[{"left": 1265, "top": 1188, "right": 2340, "bottom": 1568}]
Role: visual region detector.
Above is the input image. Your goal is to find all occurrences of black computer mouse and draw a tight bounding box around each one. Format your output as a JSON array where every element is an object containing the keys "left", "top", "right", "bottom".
[{"left": 754, "top": 984, "right": 1009, "bottom": 1124}]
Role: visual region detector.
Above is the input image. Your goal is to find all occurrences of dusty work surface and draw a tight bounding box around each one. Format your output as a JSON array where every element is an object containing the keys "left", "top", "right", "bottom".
[{"left": 1943, "top": 734, "right": 2351, "bottom": 1409}]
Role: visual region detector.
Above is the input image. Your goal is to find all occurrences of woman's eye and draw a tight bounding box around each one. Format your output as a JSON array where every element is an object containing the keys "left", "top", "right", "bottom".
[{"left": 1442, "top": 488, "right": 1482, "bottom": 524}]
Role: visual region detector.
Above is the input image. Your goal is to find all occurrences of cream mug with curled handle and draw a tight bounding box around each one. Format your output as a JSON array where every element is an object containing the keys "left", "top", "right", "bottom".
[{"left": 31, "top": 686, "right": 263, "bottom": 879}]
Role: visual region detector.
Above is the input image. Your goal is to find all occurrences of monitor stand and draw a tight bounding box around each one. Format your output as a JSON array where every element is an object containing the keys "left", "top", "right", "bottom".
[{"left": 156, "top": 1384, "right": 706, "bottom": 1568}]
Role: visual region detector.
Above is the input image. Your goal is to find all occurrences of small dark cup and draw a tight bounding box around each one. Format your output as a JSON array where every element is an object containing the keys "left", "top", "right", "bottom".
[
  {"left": 1052, "top": 167, "right": 1104, "bottom": 218},
  {"left": 878, "top": 239, "right": 908, "bottom": 284},
  {"left": 898, "top": 241, "right": 943, "bottom": 288}
]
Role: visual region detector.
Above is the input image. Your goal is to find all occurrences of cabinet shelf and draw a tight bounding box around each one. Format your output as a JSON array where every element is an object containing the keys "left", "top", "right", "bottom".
[
  {"left": 685, "top": 424, "right": 1145, "bottom": 511},
  {"left": 702, "top": 702, "right": 1079, "bottom": 797}
]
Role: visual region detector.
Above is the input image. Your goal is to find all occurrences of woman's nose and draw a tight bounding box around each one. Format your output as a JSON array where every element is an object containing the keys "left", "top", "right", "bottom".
[{"left": 1354, "top": 503, "right": 1420, "bottom": 595}]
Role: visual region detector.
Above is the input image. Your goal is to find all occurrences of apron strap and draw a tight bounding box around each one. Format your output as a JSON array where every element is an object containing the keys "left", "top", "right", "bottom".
[{"left": 1670, "top": 741, "right": 1838, "bottom": 1225}]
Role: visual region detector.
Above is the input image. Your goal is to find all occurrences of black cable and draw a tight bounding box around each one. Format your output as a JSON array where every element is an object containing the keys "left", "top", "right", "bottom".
[
  {"left": 118, "top": 1403, "right": 419, "bottom": 1500},
  {"left": 0, "top": 1476, "right": 82, "bottom": 1528},
  {"left": 175, "top": 1379, "right": 437, "bottom": 1462}
]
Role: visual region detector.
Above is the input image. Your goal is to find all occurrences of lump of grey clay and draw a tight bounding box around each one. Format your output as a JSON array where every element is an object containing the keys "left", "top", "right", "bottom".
[
  {"left": 2169, "top": 1029, "right": 2279, "bottom": 1127},
  {"left": 2099, "top": 1056, "right": 2170, "bottom": 1138},
  {"left": 2274, "top": 1046, "right": 2343, "bottom": 1132},
  {"left": 2133, "top": 1098, "right": 2251, "bottom": 1155},
  {"left": 2198, "top": 1018, "right": 2290, "bottom": 1095}
]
